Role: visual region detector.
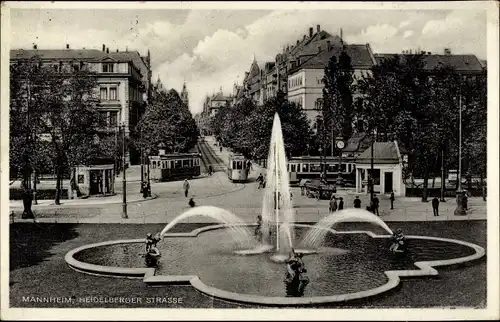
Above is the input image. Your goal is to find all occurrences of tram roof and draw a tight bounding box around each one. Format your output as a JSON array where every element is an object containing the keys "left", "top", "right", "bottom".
[
  {"left": 151, "top": 153, "right": 201, "bottom": 159},
  {"left": 230, "top": 153, "right": 246, "bottom": 159},
  {"left": 288, "top": 156, "right": 355, "bottom": 162}
]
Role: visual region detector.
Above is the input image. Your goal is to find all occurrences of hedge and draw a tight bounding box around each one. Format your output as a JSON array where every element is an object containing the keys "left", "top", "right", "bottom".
[
  {"left": 405, "top": 187, "right": 484, "bottom": 198},
  {"left": 10, "top": 188, "right": 69, "bottom": 200}
]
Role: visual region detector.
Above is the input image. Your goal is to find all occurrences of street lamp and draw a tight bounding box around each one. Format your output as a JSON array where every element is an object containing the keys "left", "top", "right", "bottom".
[
  {"left": 335, "top": 137, "right": 345, "bottom": 186},
  {"left": 145, "top": 147, "right": 151, "bottom": 197},
  {"left": 121, "top": 123, "right": 128, "bottom": 219}
]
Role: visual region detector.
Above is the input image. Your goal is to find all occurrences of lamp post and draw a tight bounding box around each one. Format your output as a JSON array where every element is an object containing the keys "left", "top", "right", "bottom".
[
  {"left": 335, "top": 137, "right": 345, "bottom": 186},
  {"left": 146, "top": 147, "right": 151, "bottom": 197},
  {"left": 121, "top": 124, "right": 128, "bottom": 219},
  {"left": 140, "top": 127, "right": 144, "bottom": 193},
  {"left": 369, "top": 132, "right": 375, "bottom": 203}
]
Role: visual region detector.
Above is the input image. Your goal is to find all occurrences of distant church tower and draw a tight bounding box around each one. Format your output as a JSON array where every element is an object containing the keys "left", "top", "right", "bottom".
[{"left": 181, "top": 81, "right": 189, "bottom": 106}]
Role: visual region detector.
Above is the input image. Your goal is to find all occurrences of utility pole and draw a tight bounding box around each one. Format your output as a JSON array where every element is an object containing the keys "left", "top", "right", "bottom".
[
  {"left": 370, "top": 132, "right": 375, "bottom": 202},
  {"left": 140, "top": 127, "right": 144, "bottom": 193},
  {"left": 440, "top": 147, "right": 446, "bottom": 202},
  {"left": 122, "top": 124, "right": 128, "bottom": 219},
  {"left": 458, "top": 85, "right": 462, "bottom": 193}
]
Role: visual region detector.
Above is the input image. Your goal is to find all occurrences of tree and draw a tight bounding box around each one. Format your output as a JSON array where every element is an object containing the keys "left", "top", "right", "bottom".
[
  {"left": 38, "top": 64, "right": 103, "bottom": 204},
  {"left": 137, "top": 87, "right": 199, "bottom": 155},
  {"left": 240, "top": 91, "right": 312, "bottom": 159},
  {"left": 322, "top": 48, "right": 355, "bottom": 157}
]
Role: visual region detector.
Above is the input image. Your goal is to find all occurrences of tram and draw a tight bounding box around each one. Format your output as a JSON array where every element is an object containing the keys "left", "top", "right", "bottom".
[
  {"left": 287, "top": 156, "right": 356, "bottom": 186},
  {"left": 227, "top": 153, "right": 249, "bottom": 182},
  {"left": 149, "top": 153, "right": 201, "bottom": 182}
]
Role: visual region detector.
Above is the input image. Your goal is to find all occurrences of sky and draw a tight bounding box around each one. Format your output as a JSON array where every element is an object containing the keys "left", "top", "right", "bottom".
[{"left": 8, "top": 3, "right": 488, "bottom": 115}]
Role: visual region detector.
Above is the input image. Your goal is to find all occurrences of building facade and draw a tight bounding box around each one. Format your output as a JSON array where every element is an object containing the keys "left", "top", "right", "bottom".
[
  {"left": 10, "top": 44, "right": 152, "bottom": 166},
  {"left": 287, "top": 43, "right": 377, "bottom": 126}
]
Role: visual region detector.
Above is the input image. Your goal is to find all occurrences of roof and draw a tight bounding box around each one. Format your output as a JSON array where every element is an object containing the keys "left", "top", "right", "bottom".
[
  {"left": 355, "top": 142, "right": 400, "bottom": 164},
  {"left": 374, "top": 53, "right": 484, "bottom": 73},
  {"left": 296, "top": 35, "right": 344, "bottom": 57},
  {"left": 10, "top": 49, "right": 149, "bottom": 78},
  {"left": 211, "top": 92, "right": 232, "bottom": 101},
  {"left": 343, "top": 132, "right": 374, "bottom": 153},
  {"left": 293, "top": 44, "right": 376, "bottom": 72}
]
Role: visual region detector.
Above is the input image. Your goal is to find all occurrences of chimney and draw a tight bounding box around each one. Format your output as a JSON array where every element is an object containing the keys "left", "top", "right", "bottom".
[
  {"left": 116, "top": 49, "right": 119, "bottom": 52},
  {"left": 309, "top": 27, "right": 313, "bottom": 37},
  {"left": 66, "top": 44, "right": 70, "bottom": 49},
  {"left": 444, "top": 48, "right": 451, "bottom": 55},
  {"left": 327, "top": 40, "right": 331, "bottom": 51},
  {"left": 427, "top": 52, "right": 431, "bottom": 55},
  {"left": 33, "top": 44, "right": 37, "bottom": 49},
  {"left": 317, "top": 24, "right": 321, "bottom": 33},
  {"left": 303, "top": 35, "right": 306, "bottom": 40},
  {"left": 102, "top": 44, "right": 106, "bottom": 52},
  {"left": 106, "top": 47, "right": 109, "bottom": 54},
  {"left": 296, "top": 40, "right": 299, "bottom": 45}
]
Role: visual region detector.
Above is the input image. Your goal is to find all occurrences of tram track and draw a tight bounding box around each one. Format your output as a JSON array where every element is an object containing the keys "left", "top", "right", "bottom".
[{"left": 196, "top": 139, "right": 226, "bottom": 173}]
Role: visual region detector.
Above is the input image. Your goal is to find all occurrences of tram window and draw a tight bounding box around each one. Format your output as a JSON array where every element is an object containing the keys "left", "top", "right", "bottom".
[
  {"left": 233, "top": 161, "right": 237, "bottom": 169},
  {"left": 174, "top": 160, "right": 182, "bottom": 169},
  {"left": 302, "top": 164, "right": 309, "bottom": 172},
  {"left": 328, "top": 165, "right": 335, "bottom": 172},
  {"left": 310, "top": 164, "right": 321, "bottom": 172},
  {"left": 348, "top": 164, "right": 351, "bottom": 173},
  {"left": 152, "top": 161, "right": 156, "bottom": 169},
  {"left": 169, "top": 161, "right": 173, "bottom": 169},
  {"left": 341, "top": 164, "right": 347, "bottom": 172},
  {"left": 237, "top": 161, "right": 243, "bottom": 170},
  {"left": 287, "top": 164, "right": 290, "bottom": 172},
  {"left": 291, "top": 164, "right": 296, "bottom": 172}
]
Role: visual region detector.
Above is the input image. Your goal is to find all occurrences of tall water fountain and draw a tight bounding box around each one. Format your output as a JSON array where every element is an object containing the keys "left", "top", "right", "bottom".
[{"left": 260, "top": 113, "right": 295, "bottom": 257}]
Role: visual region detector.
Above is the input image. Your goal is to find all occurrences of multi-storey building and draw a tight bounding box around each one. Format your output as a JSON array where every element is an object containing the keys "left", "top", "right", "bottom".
[
  {"left": 10, "top": 44, "right": 152, "bottom": 165},
  {"left": 287, "top": 42, "right": 377, "bottom": 126}
]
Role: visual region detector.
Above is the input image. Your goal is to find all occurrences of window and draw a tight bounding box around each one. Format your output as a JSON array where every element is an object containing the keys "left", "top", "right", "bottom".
[
  {"left": 183, "top": 160, "right": 190, "bottom": 167},
  {"left": 100, "top": 88, "right": 108, "bottom": 100},
  {"left": 175, "top": 160, "right": 182, "bottom": 169},
  {"left": 302, "top": 164, "right": 309, "bottom": 172},
  {"left": 102, "top": 63, "right": 114, "bottom": 73},
  {"left": 109, "top": 87, "right": 117, "bottom": 100},
  {"left": 77, "top": 175, "right": 84, "bottom": 184},
  {"left": 152, "top": 161, "right": 157, "bottom": 169},
  {"left": 109, "top": 111, "right": 118, "bottom": 127},
  {"left": 315, "top": 98, "right": 323, "bottom": 110}
]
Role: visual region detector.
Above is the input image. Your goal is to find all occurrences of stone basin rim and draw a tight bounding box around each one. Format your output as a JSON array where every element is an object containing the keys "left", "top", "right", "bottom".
[{"left": 64, "top": 223, "right": 486, "bottom": 306}]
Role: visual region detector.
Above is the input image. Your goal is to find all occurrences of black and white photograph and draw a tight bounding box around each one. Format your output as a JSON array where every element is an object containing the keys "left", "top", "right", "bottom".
[{"left": 1, "top": 1, "right": 499, "bottom": 320}]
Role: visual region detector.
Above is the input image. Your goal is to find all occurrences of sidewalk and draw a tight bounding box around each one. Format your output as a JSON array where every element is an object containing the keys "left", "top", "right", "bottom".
[{"left": 9, "top": 193, "right": 157, "bottom": 209}]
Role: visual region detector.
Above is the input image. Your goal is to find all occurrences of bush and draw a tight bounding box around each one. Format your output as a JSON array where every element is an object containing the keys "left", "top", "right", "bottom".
[{"left": 10, "top": 188, "right": 69, "bottom": 200}]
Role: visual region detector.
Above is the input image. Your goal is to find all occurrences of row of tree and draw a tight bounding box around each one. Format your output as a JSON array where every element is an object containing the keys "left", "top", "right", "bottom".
[
  {"left": 10, "top": 56, "right": 199, "bottom": 206},
  {"left": 211, "top": 92, "right": 312, "bottom": 160},
  {"left": 320, "top": 50, "right": 486, "bottom": 200}
]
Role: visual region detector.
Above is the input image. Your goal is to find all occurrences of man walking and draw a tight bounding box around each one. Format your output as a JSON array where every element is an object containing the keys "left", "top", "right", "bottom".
[
  {"left": 390, "top": 191, "right": 395, "bottom": 210},
  {"left": 329, "top": 195, "right": 337, "bottom": 213},
  {"left": 183, "top": 178, "right": 190, "bottom": 198},
  {"left": 432, "top": 196, "right": 440, "bottom": 216},
  {"left": 338, "top": 197, "right": 344, "bottom": 210},
  {"left": 353, "top": 196, "right": 361, "bottom": 209},
  {"left": 372, "top": 194, "right": 380, "bottom": 216}
]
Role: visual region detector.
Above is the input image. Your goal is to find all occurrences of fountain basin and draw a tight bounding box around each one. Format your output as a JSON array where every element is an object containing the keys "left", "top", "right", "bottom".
[{"left": 65, "top": 223, "right": 485, "bottom": 306}]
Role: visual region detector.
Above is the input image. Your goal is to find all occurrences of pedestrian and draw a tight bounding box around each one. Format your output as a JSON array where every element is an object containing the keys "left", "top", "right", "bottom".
[
  {"left": 338, "top": 197, "right": 344, "bottom": 210},
  {"left": 183, "top": 178, "right": 190, "bottom": 198},
  {"left": 208, "top": 164, "right": 213, "bottom": 176},
  {"left": 353, "top": 196, "right": 361, "bottom": 209},
  {"left": 432, "top": 196, "right": 439, "bottom": 216},
  {"left": 142, "top": 181, "right": 148, "bottom": 198},
  {"left": 256, "top": 173, "right": 264, "bottom": 189},
  {"left": 372, "top": 194, "right": 380, "bottom": 216},
  {"left": 188, "top": 198, "right": 196, "bottom": 208},
  {"left": 329, "top": 195, "right": 337, "bottom": 213},
  {"left": 21, "top": 186, "right": 35, "bottom": 219},
  {"left": 461, "top": 192, "right": 468, "bottom": 211},
  {"left": 220, "top": 146, "right": 223, "bottom": 153},
  {"left": 390, "top": 191, "right": 395, "bottom": 210}
]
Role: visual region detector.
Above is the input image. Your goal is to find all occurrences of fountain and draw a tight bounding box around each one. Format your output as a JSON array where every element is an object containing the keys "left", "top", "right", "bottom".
[{"left": 66, "top": 112, "right": 486, "bottom": 305}]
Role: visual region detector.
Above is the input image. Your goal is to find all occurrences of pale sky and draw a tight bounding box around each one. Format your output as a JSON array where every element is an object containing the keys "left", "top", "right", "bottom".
[{"left": 8, "top": 3, "right": 488, "bottom": 115}]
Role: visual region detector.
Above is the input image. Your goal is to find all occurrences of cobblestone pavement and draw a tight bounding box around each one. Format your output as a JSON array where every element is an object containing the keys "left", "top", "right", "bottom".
[{"left": 10, "top": 136, "right": 487, "bottom": 224}]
